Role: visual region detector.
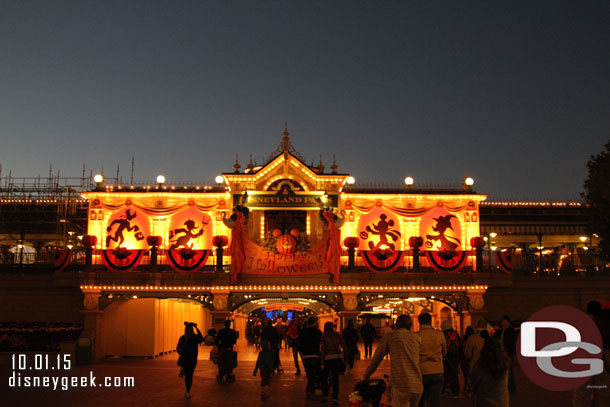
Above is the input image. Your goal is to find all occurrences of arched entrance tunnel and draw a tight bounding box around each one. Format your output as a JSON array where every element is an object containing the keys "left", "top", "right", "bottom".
[
  {"left": 81, "top": 285, "right": 486, "bottom": 359},
  {"left": 229, "top": 295, "right": 340, "bottom": 347}
]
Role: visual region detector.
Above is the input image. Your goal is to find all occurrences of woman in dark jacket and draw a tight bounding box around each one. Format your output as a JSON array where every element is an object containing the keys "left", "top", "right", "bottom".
[
  {"left": 321, "top": 321, "right": 347, "bottom": 405},
  {"left": 177, "top": 322, "right": 204, "bottom": 398}
]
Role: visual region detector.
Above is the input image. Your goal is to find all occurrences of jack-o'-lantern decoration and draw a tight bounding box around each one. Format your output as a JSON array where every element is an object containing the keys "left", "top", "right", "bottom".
[{"left": 276, "top": 234, "right": 297, "bottom": 254}]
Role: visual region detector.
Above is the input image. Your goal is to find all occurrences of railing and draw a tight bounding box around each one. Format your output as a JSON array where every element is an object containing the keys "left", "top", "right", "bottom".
[{"left": 1, "top": 248, "right": 607, "bottom": 275}]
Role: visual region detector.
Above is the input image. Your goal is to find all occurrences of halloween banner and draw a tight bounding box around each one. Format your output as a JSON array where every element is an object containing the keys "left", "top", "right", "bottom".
[
  {"left": 495, "top": 250, "right": 512, "bottom": 274},
  {"left": 168, "top": 207, "right": 212, "bottom": 250},
  {"left": 105, "top": 208, "right": 149, "bottom": 250},
  {"left": 102, "top": 249, "right": 144, "bottom": 272},
  {"left": 420, "top": 207, "right": 463, "bottom": 251},
  {"left": 240, "top": 236, "right": 331, "bottom": 276}
]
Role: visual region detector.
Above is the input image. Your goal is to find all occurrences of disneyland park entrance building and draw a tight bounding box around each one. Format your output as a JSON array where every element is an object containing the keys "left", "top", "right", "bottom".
[{"left": 76, "top": 130, "right": 493, "bottom": 359}]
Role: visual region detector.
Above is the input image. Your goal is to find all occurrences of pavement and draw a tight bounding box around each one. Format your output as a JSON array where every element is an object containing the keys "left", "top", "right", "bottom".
[{"left": 2, "top": 343, "right": 573, "bottom": 407}]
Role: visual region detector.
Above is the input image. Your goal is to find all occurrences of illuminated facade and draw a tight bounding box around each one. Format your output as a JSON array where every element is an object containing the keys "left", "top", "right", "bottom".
[
  {"left": 2, "top": 130, "right": 608, "bottom": 361},
  {"left": 64, "top": 128, "right": 497, "bottom": 358}
]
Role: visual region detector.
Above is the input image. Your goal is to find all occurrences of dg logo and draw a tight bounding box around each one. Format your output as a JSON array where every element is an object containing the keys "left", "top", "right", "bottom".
[{"left": 517, "top": 305, "right": 603, "bottom": 391}]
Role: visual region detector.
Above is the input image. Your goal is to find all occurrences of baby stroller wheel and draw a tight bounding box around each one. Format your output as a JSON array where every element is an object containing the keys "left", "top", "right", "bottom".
[
  {"left": 216, "top": 374, "right": 222, "bottom": 383},
  {"left": 227, "top": 373, "right": 235, "bottom": 383}
]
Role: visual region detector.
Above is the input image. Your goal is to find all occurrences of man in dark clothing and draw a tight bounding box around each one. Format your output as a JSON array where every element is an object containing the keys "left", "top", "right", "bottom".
[
  {"left": 215, "top": 320, "right": 238, "bottom": 384},
  {"left": 441, "top": 321, "right": 462, "bottom": 397},
  {"left": 342, "top": 320, "right": 359, "bottom": 372},
  {"left": 177, "top": 322, "right": 204, "bottom": 398},
  {"left": 299, "top": 316, "right": 323, "bottom": 398},
  {"left": 493, "top": 315, "right": 517, "bottom": 393},
  {"left": 261, "top": 319, "right": 281, "bottom": 372},
  {"left": 361, "top": 319, "right": 377, "bottom": 358}
]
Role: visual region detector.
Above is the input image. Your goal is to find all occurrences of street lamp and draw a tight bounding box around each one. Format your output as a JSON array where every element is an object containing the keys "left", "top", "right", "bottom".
[
  {"left": 94, "top": 174, "right": 104, "bottom": 190},
  {"left": 156, "top": 175, "right": 166, "bottom": 188},
  {"left": 464, "top": 177, "right": 474, "bottom": 191},
  {"left": 405, "top": 177, "right": 414, "bottom": 189},
  {"left": 215, "top": 175, "right": 224, "bottom": 184}
]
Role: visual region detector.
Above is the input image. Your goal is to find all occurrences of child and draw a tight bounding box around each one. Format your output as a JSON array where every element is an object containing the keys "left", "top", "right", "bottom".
[{"left": 254, "top": 338, "right": 274, "bottom": 399}]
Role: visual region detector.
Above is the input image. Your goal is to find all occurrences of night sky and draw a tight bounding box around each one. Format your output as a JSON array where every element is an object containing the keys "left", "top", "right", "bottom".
[{"left": 1, "top": 1, "right": 609, "bottom": 200}]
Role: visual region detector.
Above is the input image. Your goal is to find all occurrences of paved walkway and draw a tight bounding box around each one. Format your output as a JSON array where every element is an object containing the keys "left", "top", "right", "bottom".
[{"left": 2, "top": 344, "right": 573, "bottom": 407}]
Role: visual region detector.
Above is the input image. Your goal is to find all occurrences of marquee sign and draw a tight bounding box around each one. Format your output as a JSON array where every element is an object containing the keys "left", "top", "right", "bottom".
[
  {"left": 240, "top": 184, "right": 338, "bottom": 209},
  {"left": 265, "top": 304, "right": 305, "bottom": 312}
]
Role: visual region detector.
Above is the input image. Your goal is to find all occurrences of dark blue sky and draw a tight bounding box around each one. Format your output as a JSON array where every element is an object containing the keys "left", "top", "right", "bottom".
[{"left": 1, "top": 1, "right": 609, "bottom": 200}]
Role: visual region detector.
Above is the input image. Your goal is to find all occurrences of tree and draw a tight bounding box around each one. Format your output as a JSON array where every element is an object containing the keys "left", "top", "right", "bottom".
[{"left": 582, "top": 140, "right": 610, "bottom": 261}]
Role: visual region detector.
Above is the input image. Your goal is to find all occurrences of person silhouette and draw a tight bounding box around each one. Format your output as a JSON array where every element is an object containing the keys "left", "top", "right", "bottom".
[{"left": 177, "top": 322, "right": 204, "bottom": 398}]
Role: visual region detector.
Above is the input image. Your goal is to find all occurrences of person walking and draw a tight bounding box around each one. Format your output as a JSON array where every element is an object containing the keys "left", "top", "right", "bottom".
[
  {"left": 176, "top": 321, "right": 204, "bottom": 399},
  {"left": 261, "top": 318, "right": 281, "bottom": 373},
  {"left": 470, "top": 338, "right": 509, "bottom": 407},
  {"left": 464, "top": 320, "right": 489, "bottom": 376},
  {"left": 492, "top": 315, "right": 517, "bottom": 393},
  {"left": 253, "top": 320, "right": 262, "bottom": 350},
  {"left": 215, "top": 320, "right": 238, "bottom": 384},
  {"left": 342, "top": 320, "right": 359, "bottom": 374},
  {"left": 360, "top": 318, "right": 377, "bottom": 358},
  {"left": 460, "top": 326, "right": 475, "bottom": 394},
  {"left": 254, "top": 337, "right": 275, "bottom": 400},
  {"left": 363, "top": 314, "right": 423, "bottom": 407},
  {"left": 286, "top": 318, "right": 302, "bottom": 375},
  {"left": 299, "top": 316, "right": 323, "bottom": 399},
  {"left": 441, "top": 320, "right": 461, "bottom": 397},
  {"left": 417, "top": 313, "right": 446, "bottom": 407},
  {"left": 320, "top": 321, "right": 347, "bottom": 405}
]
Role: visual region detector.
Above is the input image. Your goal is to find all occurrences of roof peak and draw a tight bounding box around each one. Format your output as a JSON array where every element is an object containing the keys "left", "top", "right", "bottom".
[{"left": 267, "top": 123, "right": 304, "bottom": 163}]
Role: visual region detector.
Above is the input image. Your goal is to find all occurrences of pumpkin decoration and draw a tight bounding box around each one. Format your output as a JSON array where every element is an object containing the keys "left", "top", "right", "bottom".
[
  {"left": 212, "top": 235, "right": 229, "bottom": 248},
  {"left": 343, "top": 236, "right": 359, "bottom": 249},
  {"left": 408, "top": 236, "right": 424, "bottom": 248},
  {"left": 146, "top": 236, "right": 162, "bottom": 247},
  {"left": 470, "top": 236, "right": 486, "bottom": 248},
  {"left": 272, "top": 229, "right": 282, "bottom": 238},
  {"left": 290, "top": 228, "right": 300, "bottom": 237},
  {"left": 276, "top": 234, "right": 297, "bottom": 254},
  {"left": 82, "top": 235, "right": 97, "bottom": 247}
]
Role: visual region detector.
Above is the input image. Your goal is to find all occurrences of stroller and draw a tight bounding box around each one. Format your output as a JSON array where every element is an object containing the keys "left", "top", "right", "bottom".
[{"left": 353, "top": 378, "right": 387, "bottom": 407}]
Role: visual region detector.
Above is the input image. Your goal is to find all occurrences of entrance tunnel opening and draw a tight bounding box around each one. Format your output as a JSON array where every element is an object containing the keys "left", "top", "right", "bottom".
[
  {"left": 230, "top": 297, "right": 340, "bottom": 348},
  {"left": 359, "top": 297, "right": 469, "bottom": 334}
]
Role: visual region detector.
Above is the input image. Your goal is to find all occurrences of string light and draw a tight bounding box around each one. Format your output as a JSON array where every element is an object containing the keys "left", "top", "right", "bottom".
[{"left": 80, "top": 284, "right": 488, "bottom": 292}]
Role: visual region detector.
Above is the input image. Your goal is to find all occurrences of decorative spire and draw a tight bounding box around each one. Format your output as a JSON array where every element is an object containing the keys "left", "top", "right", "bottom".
[
  {"left": 267, "top": 123, "right": 305, "bottom": 163},
  {"left": 317, "top": 154, "right": 325, "bottom": 174},
  {"left": 246, "top": 153, "right": 255, "bottom": 172},
  {"left": 233, "top": 153, "right": 241, "bottom": 173},
  {"left": 330, "top": 154, "right": 338, "bottom": 174}
]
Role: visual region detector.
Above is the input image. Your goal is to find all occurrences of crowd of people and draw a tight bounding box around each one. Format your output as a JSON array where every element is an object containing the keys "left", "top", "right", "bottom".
[{"left": 175, "top": 305, "right": 610, "bottom": 407}]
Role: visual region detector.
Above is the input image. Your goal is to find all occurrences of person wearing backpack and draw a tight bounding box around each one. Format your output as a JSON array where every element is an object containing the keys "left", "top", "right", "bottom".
[{"left": 441, "top": 320, "right": 462, "bottom": 398}]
